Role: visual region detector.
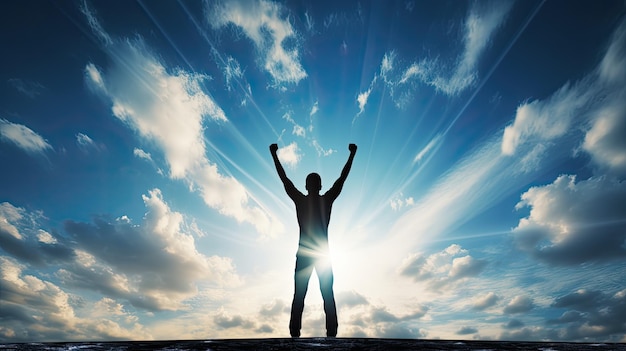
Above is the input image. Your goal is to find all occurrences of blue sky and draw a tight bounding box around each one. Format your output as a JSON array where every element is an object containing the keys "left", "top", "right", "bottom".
[{"left": 1, "top": 0, "right": 626, "bottom": 343}]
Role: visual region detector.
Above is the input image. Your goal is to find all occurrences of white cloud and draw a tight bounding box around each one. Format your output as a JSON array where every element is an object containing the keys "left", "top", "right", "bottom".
[
  {"left": 221, "top": 55, "right": 244, "bottom": 91},
  {"left": 309, "top": 100, "right": 319, "bottom": 116},
  {"left": 503, "top": 295, "right": 534, "bottom": 314},
  {"left": 312, "top": 139, "right": 335, "bottom": 157},
  {"left": 81, "top": 7, "right": 278, "bottom": 237},
  {"left": 207, "top": 0, "right": 307, "bottom": 86},
  {"left": 513, "top": 175, "right": 626, "bottom": 265},
  {"left": 0, "top": 118, "right": 52, "bottom": 154},
  {"left": 276, "top": 142, "right": 302, "bottom": 169},
  {"left": 413, "top": 134, "right": 441, "bottom": 164},
  {"left": 399, "top": 244, "right": 486, "bottom": 289},
  {"left": 473, "top": 292, "right": 500, "bottom": 310},
  {"left": 282, "top": 112, "right": 306, "bottom": 137},
  {"left": 356, "top": 86, "right": 372, "bottom": 118},
  {"left": 0, "top": 202, "right": 24, "bottom": 240},
  {"left": 133, "top": 148, "right": 152, "bottom": 161},
  {"left": 389, "top": 193, "right": 414, "bottom": 211},
  {"left": 501, "top": 81, "right": 591, "bottom": 156},
  {"left": 75, "top": 132, "right": 103, "bottom": 153}
]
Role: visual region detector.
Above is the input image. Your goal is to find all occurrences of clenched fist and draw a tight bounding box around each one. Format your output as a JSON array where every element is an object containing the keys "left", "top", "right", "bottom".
[
  {"left": 349, "top": 144, "right": 357, "bottom": 153},
  {"left": 270, "top": 143, "right": 279, "bottom": 153}
]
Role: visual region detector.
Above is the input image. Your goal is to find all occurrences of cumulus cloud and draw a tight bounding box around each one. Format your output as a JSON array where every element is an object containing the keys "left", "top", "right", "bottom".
[
  {"left": 258, "top": 299, "right": 287, "bottom": 319},
  {"left": 276, "top": 142, "right": 302, "bottom": 169},
  {"left": 0, "top": 256, "right": 152, "bottom": 342},
  {"left": 399, "top": 244, "right": 487, "bottom": 289},
  {"left": 0, "top": 118, "right": 52, "bottom": 154},
  {"left": 548, "top": 288, "right": 626, "bottom": 341},
  {"left": 214, "top": 310, "right": 256, "bottom": 330},
  {"left": 206, "top": 0, "right": 307, "bottom": 86},
  {"left": 503, "top": 295, "right": 534, "bottom": 314},
  {"left": 81, "top": 5, "right": 278, "bottom": 237},
  {"left": 472, "top": 291, "right": 499, "bottom": 310},
  {"left": 513, "top": 175, "right": 626, "bottom": 265},
  {"left": 62, "top": 189, "right": 241, "bottom": 311},
  {"left": 0, "top": 202, "right": 73, "bottom": 266}
]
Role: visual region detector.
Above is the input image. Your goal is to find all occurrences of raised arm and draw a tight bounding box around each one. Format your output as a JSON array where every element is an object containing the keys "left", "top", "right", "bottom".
[
  {"left": 270, "top": 144, "right": 301, "bottom": 199},
  {"left": 326, "top": 144, "right": 357, "bottom": 199}
]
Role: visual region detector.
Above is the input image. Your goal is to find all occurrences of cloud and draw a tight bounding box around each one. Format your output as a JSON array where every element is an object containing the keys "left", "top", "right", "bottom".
[
  {"left": 582, "top": 88, "right": 626, "bottom": 177},
  {"left": 413, "top": 134, "right": 441, "bottom": 164},
  {"left": 389, "top": 193, "right": 414, "bottom": 211},
  {"left": 0, "top": 118, "right": 52, "bottom": 154},
  {"left": 501, "top": 81, "right": 592, "bottom": 156},
  {"left": 472, "top": 292, "right": 500, "bottom": 310},
  {"left": 7, "top": 78, "right": 45, "bottom": 98},
  {"left": 133, "top": 148, "right": 152, "bottom": 161},
  {"left": 548, "top": 288, "right": 626, "bottom": 341},
  {"left": 309, "top": 100, "right": 319, "bottom": 117},
  {"left": 355, "top": 86, "right": 372, "bottom": 118},
  {"left": 207, "top": 0, "right": 307, "bottom": 86},
  {"left": 282, "top": 112, "right": 306, "bottom": 137},
  {"left": 76, "top": 132, "right": 103, "bottom": 153},
  {"left": 379, "top": 1, "right": 514, "bottom": 98},
  {"left": 276, "top": 142, "right": 302, "bottom": 169},
  {"left": 258, "top": 299, "right": 287, "bottom": 318},
  {"left": 312, "top": 139, "right": 335, "bottom": 157},
  {"left": 337, "top": 290, "right": 369, "bottom": 308},
  {"left": 61, "top": 189, "right": 241, "bottom": 311},
  {"left": 457, "top": 326, "right": 478, "bottom": 335},
  {"left": 0, "top": 202, "right": 74, "bottom": 266},
  {"left": 513, "top": 175, "right": 626, "bottom": 265},
  {"left": 81, "top": 6, "right": 278, "bottom": 237},
  {"left": 399, "top": 244, "right": 487, "bottom": 289},
  {"left": 221, "top": 55, "right": 244, "bottom": 91},
  {"left": 0, "top": 256, "right": 152, "bottom": 342},
  {"left": 503, "top": 295, "right": 534, "bottom": 314},
  {"left": 214, "top": 309, "right": 255, "bottom": 329}
]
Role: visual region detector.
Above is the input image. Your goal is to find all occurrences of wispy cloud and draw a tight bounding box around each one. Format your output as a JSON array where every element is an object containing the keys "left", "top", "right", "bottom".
[
  {"left": 7, "top": 78, "right": 45, "bottom": 98},
  {"left": 413, "top": 134, "right": 442, "bottom": 164},
  {"left": 82, "top": 4, "right": 278, "bottom": 237},
  {"left": 76, "top": 132, "right": 103, "bottom": 153},
  {"left": 0, "top": 118, "right": 52, "bottom": 154},
  {"left": 206, "top": 0, "right": 307, "bottom": 86},
  {"left": 133, "top": 148, "right": 152, "bottom": 162}
]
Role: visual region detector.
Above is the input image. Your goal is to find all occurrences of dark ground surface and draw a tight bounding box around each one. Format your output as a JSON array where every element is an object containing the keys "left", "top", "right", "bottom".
[{"left": 2, "top": 338, "right": 625, "bottom": 351}]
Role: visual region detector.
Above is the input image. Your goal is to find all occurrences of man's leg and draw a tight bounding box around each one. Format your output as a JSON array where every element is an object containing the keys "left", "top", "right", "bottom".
[
  {"left": 317, "top": 261, "right": 338, "bottom": 337},
  {"left": 289, "top": 255, "right": 313, "bottom": 337}
]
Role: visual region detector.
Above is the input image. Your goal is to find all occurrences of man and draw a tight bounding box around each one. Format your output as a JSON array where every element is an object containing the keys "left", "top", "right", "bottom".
[{"left": 270, "top": 143, "right": 357, "bottom": 338}]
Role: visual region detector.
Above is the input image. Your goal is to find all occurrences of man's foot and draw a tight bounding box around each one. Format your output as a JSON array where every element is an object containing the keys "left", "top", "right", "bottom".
[
  {"left": 326, "top": 330, "right": 337, "bottom": 338},
  {"left": 290, "top": 329, "right": 300, "bottom": 338}
]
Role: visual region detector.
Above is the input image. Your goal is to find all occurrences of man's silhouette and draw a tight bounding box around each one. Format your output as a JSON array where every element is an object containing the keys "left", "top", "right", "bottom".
[{"left": 270, "top": 143, "right": 357, "bottom": 338}]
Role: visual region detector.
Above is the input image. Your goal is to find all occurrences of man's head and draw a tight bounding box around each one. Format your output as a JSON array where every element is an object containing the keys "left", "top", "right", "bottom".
[{"left": 306, "top": 172, "right": 322, "bottom": 194}]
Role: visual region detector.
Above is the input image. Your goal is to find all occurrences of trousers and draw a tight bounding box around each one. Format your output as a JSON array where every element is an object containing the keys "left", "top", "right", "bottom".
[{"left": 289, "top": 253, "right": 338, "bottom": 337}]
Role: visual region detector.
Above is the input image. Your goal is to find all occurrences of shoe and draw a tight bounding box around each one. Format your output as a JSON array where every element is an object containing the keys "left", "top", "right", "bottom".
[{"left": 290, "top": 329, "right": 300, "bottom": 338}]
